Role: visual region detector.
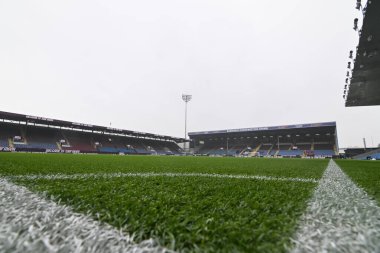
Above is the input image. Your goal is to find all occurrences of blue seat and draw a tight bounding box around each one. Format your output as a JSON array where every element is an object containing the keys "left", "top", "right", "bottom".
[
  {"left": 134, "top": 148, "right": 152, "bottom": 154},
  {"left": 278, "top": 150, "right": 303, "bottom": 156},
  {"left": 99, "top": 147, "right": 119, "bottom": 153},
  {"left": 0, "top": 139, "right": 8, "bottom": 147},
  {"left": 313, "top": 150, "right": 334, "bottom": 156},
  {"left": 14, "top": 142, "right": 58, "bottom": 149}
]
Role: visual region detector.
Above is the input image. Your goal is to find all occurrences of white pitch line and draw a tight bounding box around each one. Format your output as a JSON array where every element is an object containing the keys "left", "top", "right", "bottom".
[
  {"left": 0, "top": 178, "right": 172, "bottom": 253},
  {"left": 7, "top": 172, "right": 318, "bottom": 183},
  {"left": 290, "top": 160, "right": 380, "bottom": 253}
]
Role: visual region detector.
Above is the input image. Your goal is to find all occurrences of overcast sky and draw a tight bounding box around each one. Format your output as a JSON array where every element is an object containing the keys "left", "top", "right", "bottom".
[{"left": 0, "top": 0, "right": 379, "bottom": 148}]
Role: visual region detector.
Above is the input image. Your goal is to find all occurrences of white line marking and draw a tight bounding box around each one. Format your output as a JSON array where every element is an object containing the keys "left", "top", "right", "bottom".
[
  {"left": 8, "top": 172, "right": 318, "bottom": 183},
  {"left": 290, "top": 160, "right": 380, "bottom": 252},
  {"left": 0, "top": 178, "right": 172, "bottom": 253}
]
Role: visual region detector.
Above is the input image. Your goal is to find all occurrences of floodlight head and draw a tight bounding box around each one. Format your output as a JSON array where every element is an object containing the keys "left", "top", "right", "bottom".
[
  {"left": 182, "top": 94, "right": 192, "bottom": 103},
  {"left": 353, "top": 18, "right": 358, "bottom": 30},
  {"left": 356, "top": 0, "right": 361, "bottom": 10}
]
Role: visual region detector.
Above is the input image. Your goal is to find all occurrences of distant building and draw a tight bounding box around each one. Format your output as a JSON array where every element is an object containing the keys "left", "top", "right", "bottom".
[{"left": 189, "top": 122, "right": 338, "bottom": 158}]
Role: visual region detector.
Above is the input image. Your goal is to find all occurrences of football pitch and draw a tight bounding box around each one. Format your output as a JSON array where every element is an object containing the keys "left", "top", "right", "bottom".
[{"left": 0, "top": 153, "right": 379, "bottom": 252}]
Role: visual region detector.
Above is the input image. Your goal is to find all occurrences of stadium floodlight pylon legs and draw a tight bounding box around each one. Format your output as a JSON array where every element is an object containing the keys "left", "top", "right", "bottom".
[{"left": 182, "top": 94, "right": 192, "bottom": 154}]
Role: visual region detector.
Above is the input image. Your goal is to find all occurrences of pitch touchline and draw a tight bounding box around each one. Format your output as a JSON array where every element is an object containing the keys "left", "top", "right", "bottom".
[
  {"left": 0, "top": 178, "right": 171, "bottom": 253},
  {"left": 7, "top": 172, "right": 318, "bottom": 183},
  {"left": 290, "top": 160, "right": 380, "bottom": 252}
]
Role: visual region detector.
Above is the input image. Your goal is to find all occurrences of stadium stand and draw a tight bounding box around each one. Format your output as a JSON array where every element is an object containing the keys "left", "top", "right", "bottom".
[
  {"left": 0, "top": 111, "right": 185, "bottom": 155},
  {"left": 0, "top": 131, "right": 10, "bottom": 148},
  {"left": 189, "top": 122, "right": 338, "bottom": 158},
  {"left": 0, "top": 123, "right": 19, "bottom": 148},
  {"left": 62, "top": 131, "right": 98, "bottom": 153},
  {"left": 258, "top": 144, "right": 272, "bottom": 157},
  {"left": 0, "top": 139, "right": 8, "bottom": 148},
  {"left": 344, "top": 147, "right": 379, "bottom": 158},
  {"left": 19, "top": 126, "right": 59, "bottom": 150},
  {"left": 94, "top": 135, "right": 138, "bottom": 154},
  {"left": 351, "top": 148, "right": 380, "bottom": 160},
  {"left": 295, "top": 144, "right": 312, "bottom": 151},
  {"left": 345, "top": 0, "right": 380, "bottom": 107},
  {"left": 278, "top": 150, "right": 303, "bottom": 156},
  {"left": 313, "top": 150, "right": 335, "bottom": 157}
]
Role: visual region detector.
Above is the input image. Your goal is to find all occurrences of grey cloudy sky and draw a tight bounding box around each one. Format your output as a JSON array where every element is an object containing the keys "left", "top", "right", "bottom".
[{"left": 0, "top": 0, "right": 379, "bottom": 148}]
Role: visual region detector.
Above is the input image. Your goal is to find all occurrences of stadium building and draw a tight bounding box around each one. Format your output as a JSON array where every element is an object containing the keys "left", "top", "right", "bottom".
[
  {"left": 0, "top": 111, "right": 185, "bottom": 155},
  {"left": 344, "top": 0, "right": 380, "bottom": 106},
  {"left": 189, "top": 122, "right": 338, "bottom": 158}
]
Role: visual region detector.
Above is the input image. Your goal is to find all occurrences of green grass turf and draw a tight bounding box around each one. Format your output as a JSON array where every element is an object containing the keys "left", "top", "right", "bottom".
[
  {"left": 0, "top": 153, "right": 327, "bottom": 179},
  {"left": 15, "top": 177, "right": 316, "bottom": 253},
  {"left": 335, "top": 159, "right": 380, "bottom": 203},
  {"left": 0, "top": 153, "right": 329, "bottom": 252}
]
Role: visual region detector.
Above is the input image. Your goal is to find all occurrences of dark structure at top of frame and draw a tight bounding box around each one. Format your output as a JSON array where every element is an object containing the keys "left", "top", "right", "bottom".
[{"left": 345, "top": 0, "right": 380, "bottom": 107}]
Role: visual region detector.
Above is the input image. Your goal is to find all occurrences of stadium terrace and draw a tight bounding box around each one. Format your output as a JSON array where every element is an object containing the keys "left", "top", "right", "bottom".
[
  {"left": 189, "top": 122, "right": 338, "bottom": 158},
  {"left": 0, "top": 111, "right": 186, "bottom": 155},
  {"left": 345, "top": 0, "right": 380, "bottom": 106}
]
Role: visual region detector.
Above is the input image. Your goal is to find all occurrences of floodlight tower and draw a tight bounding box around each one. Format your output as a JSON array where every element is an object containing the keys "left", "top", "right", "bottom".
[{"left": 182, "top": 94, "right": 192, "bottom": 153}]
